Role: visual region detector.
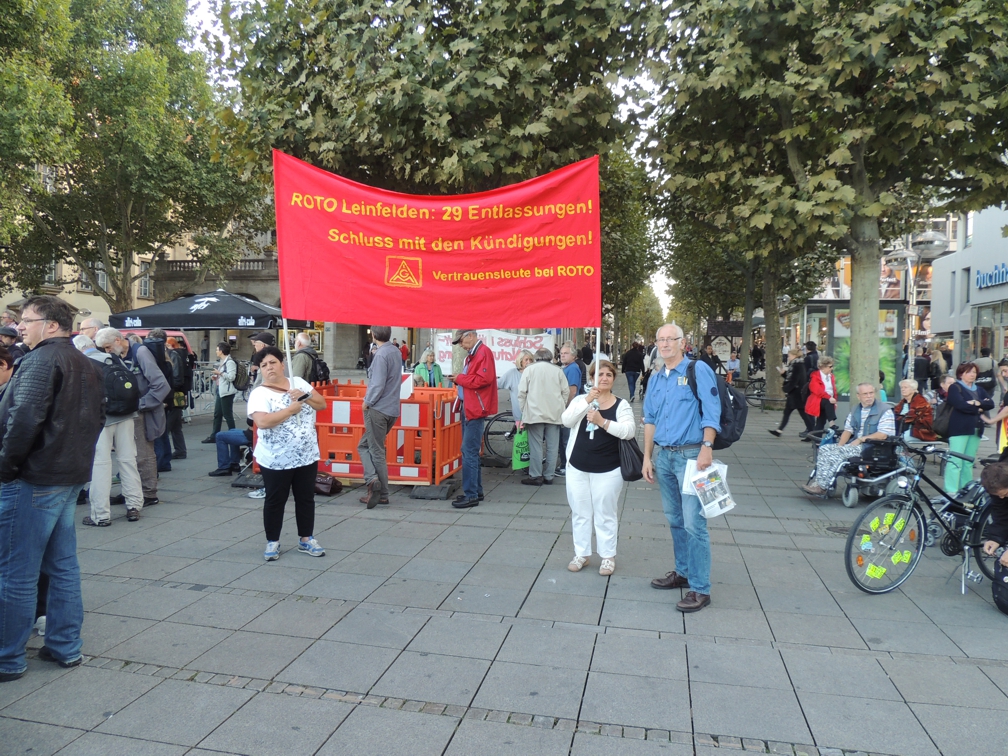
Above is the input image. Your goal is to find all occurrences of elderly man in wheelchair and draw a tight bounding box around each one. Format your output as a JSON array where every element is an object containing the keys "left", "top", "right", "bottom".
[{"left": 802, "top": 382, "right": 897, "bottom": 502}]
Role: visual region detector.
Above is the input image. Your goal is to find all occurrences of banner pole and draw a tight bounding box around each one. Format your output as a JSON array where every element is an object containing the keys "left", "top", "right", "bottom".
[
  {"left": 596, "top": 326, "right": 602, "bottom": 362},
  {"left": 282, "top": 316, "right": 293, "bottom": 377}
]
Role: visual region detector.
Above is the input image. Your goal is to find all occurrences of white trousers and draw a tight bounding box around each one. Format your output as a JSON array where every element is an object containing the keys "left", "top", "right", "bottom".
[
  {"left": 565, "top": 464, "right": 622, "bottom": 558},
  {"left": 90, "top": 418, "right": 144, "bottom": 521}
]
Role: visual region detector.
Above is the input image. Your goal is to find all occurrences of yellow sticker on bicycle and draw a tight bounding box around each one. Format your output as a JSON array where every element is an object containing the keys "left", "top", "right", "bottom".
[
  {"left": 866, "top": 564, "right": 887, "bottom": 579},
  {"left": 895, "top": 518, "right": 906, "bottom": 532},
  {"left": 861, "top": 534, "right": 871, "bottom": 547},
  {"left": 891, "top": 551, "right": 903, "bottom": 565},
  {"left": 870, "top": 517, "right": 880, "bottom": 532},
  {"left": 884, "top": 512, "right": 895, "bottom": 526},
  {"left": 902, "top": 550, "right": 912, "bottom": 563}
]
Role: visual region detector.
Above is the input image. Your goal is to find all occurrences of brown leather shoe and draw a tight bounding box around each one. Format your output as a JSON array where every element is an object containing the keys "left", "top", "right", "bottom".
[
  {"left": 676, "top": 591, "right": 711, "bottom": 613},
  {"left": 651, "top": 571, "right": 689, "bottom": 589},
  {"left": 359, "top": 478, "right": 381, "bottom": 508}
]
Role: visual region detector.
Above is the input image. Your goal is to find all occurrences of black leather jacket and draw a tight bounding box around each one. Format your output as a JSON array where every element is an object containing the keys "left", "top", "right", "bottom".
[{"left": 0, "top": 336, "right": 105, "bottom": 485}]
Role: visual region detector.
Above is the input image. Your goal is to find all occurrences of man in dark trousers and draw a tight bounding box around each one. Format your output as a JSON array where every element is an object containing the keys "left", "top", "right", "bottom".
[
  {"left": 452, "top": 329, "right": 497, "bottom": 508},
  {"left": 0, "top": 296, "right": 104, "bottom": 681},
  {"left": 358, "top": 326, "right": 402, "bottom": 509}
]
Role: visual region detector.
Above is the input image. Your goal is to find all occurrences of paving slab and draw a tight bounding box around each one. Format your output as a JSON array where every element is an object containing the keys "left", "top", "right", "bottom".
[
  {"left": 472, "top": 660, "right": 587, "bottom": 720},
  {"left": 406, "top": 615, "right": 510, "bottom": 660},
  {"left": 104, "top": 621, "right": 232, "bottom": 668},
  {"left": 798, "top": 691, "right": 940, "bottom": 756},
  {"left": 276, "top": 639, "right": 399, "bottom": 692},
  {"left": 321, "top": 603, "right": 428, "bottom": 649},
  {"left": 570, "top": 732, "right": 694, "bottom": 755},
  {"left": 242, "top": 597, "right": 354, "bottom": 638},
  {"left": 495, "top": 623, "right": 596, "bottom": 670},
  {"left": 46, "top": 732, "right": 188, "bottom": 756},
  {"left": 689, "top": 681, "right": 812, "bottom": 744},
  {"left": 370, "top": 650, "right": 490, "bottom": 706},
  {"left": 196, "top": 691, "right": 354, "bottom": 755},
  {"left": 444, "top": 718, "right": 573, "bottom": 756},
  {"left": 316, "top": 704, "right": 460, "bottom": 756},
  {"left": 187, "top": 630, "right": 313, "bottom": 679},
  {"left": 0, "top": 716, "right": 83, "bottom": 756},
  {"left": 579, "top": 670, "right": 691, "bottom": 731}
]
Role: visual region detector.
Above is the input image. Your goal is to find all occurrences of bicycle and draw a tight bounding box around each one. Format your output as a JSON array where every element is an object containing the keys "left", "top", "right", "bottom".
[
  {"left": 844, "top": 437, "right": 998, "bottom": 595},
  {"left": 743, "top": 378, "right": 765, "bottom": 408},
  {"left": 483, "top": 411, "right": 517, "bottom": 460}
]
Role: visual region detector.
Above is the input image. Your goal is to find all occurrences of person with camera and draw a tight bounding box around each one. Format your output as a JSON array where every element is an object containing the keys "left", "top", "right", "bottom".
[
  {"left": 247, "top": 347, "right": 328, "bottom": 561},
  {"left": 561, "top": 360, "right": 635, "bottom": 576}
]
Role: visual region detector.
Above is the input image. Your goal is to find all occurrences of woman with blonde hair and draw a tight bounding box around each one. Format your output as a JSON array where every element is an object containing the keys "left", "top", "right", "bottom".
[
  {"left": 412, "top": 347, "right": 444, "bottom": 387},
  {"left": 929, "top": 348, "right": 947, "bottom": 391},
  {"left": 498, "top": 349, "right": 535, "bottom": 430}
]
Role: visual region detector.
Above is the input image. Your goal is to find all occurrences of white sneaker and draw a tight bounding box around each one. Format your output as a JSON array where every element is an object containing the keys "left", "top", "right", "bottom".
[
  {"left": 34, "top": 616, "right": 46, "bottom": 637},
  {"left": 248, "top": 488, "right": 266, "bottom": 499},
  {"left": 264, "top": 541, "right": 280, "bottom": 561}
]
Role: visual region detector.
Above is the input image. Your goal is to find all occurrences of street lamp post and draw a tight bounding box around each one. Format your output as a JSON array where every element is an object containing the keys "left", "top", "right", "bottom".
[{"left": 885, "top": 230, "right": 949, "bottom": 376}]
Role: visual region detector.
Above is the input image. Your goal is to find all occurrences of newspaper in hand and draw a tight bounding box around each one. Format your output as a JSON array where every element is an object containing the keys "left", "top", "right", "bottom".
[{"left": 683, "top": 460, "right": 736, "bottom": 518}]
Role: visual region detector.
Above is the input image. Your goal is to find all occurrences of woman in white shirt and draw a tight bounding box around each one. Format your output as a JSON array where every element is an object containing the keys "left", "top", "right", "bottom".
[{"left": 247, "top": 347, "right": 328, "bottom": 562}]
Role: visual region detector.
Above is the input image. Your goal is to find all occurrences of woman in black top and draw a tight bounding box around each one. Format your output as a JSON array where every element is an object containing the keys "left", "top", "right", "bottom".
[
  {"left": 770, "top": 346, "right": 807, "bottom": 437},
  {"left": 561, "top": 360, "right": 637, "bottom": 576}
]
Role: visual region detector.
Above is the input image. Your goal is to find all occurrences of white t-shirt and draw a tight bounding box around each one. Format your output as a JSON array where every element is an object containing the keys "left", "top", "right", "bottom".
[
  {"left": 820, "top": 370, "right": 835, "bottom": 398},
  {"left": 246, "top": 377, "right": 319, "bottom": 470}
]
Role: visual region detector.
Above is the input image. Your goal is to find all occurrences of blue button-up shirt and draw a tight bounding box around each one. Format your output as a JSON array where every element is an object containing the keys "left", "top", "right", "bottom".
[{"left": 643, "top": 357, "right": 721, "bottom": 446}]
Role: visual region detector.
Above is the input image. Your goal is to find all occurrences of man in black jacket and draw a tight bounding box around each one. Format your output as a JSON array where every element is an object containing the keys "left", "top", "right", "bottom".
[
  {"left": 981, "top": 462, "right": 1008, "bottom": 569},
  {"left": 0, "top": 296, "right": 105, "bottom": 681}
]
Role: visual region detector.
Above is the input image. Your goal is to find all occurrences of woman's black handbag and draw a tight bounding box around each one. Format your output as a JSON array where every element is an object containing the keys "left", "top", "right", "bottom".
[
  {"left": 932, "top": 400, "right": 953, "bottom": 438},
  {"left": 619, "top": 438, "right": 644, "bottom": 481}
]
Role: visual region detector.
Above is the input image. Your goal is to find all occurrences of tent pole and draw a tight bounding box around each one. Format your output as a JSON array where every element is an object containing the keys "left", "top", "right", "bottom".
[{"left": 283, "top": 317, "right": 293, "bottom": 377}]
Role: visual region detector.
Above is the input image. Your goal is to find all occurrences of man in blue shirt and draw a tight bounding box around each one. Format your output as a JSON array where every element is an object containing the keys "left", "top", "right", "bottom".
[
  {"left": 643, "top": 323, "right": 721, "bottom": 613},
  {"left": 556, "top": 341, "right": 582, "bottom": 475}
]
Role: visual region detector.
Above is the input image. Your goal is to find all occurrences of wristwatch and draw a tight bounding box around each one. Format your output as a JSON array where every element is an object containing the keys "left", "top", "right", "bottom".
[{"left": 702, "top": 441, "right": 713, "bottom": 448}]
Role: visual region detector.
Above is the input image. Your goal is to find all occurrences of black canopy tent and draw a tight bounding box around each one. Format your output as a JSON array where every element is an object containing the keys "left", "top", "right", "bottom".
[{"left": 108, "top": 290, "right": 310, "bottom": 330}]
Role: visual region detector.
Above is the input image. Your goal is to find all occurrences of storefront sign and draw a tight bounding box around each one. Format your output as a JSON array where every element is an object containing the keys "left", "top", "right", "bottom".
[{"left": 976, "top": 263, "right": 1008, "bottom": 290}]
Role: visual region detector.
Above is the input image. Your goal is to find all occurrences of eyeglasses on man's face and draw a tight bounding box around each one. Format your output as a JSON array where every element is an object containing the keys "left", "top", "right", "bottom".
[{"left": 656, "top": 336, "right": 682, "bottom": 344}]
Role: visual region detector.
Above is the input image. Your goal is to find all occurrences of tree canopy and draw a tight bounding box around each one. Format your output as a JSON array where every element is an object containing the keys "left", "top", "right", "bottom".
[
  {"left": 2, "top": 0, "right": 265, "bottom": 311},
  {"left": 647, "top": 0, "right": 1008, "bottom": 389}
]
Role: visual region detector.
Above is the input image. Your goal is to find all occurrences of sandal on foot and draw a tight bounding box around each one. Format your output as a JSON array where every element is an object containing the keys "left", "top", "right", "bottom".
[
  {"left": 568, "top": 556, "right": 589, "bottom": 572},
  {"left": 82, "top": 516, "right": 110, "bottom": 527},
  {"left": 599, "top": 558, "right": 616, "bottom": 576}
]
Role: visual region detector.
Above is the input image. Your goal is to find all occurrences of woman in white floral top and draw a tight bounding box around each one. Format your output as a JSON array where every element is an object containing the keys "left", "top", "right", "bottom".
[{"left": 247, "top": 347, "right": 328, "bottom": 562}]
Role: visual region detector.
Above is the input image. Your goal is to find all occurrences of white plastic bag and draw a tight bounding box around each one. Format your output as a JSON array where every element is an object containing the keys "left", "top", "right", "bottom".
[{"left": 682, "top": 459, "right": 736, "bottom": 518}]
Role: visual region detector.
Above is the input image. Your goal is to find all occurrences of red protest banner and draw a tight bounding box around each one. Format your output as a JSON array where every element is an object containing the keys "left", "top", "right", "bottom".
[{"left": 273, "top": 150, "right": 601, "bottom": 327}]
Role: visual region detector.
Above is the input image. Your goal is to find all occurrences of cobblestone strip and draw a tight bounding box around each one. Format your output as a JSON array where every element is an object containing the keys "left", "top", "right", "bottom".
[{"left": 70, "top": 651, "right": 902, "bottom": 756}]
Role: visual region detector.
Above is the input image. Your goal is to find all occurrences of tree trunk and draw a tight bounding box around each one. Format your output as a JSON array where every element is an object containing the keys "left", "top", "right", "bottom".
[
  {"left": 762, "top": 268, "right": 784, "bottom": 401},
  {"left": 612, "top": 310, "right": 622, "bottom": 356},
  {"left": 849, "top": 215, "right": 882, "bottom": 396},
  {"left": 740, "top": 258, "right": 757, "bottom": 376}
]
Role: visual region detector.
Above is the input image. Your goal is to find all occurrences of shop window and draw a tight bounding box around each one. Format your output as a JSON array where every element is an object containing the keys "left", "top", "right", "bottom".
[
  {"left": 950, "top": 271, "right": 956, "bottom": 315},
  {"left": 965, "top": 212, "right": 974, "bottom": 248},
  {"left": 963, "top": 267, "right": 970, "bottom": 306}
]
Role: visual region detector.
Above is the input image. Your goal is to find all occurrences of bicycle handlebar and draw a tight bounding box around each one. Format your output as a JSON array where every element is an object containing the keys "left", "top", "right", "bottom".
[{"left": 946, "top": 449, "right": 977, "bottom": 463}]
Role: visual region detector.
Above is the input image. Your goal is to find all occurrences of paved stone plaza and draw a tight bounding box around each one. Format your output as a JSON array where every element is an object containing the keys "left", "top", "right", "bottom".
[{"left": 4, "top": 389, "right": 1008, "bottom": 756}]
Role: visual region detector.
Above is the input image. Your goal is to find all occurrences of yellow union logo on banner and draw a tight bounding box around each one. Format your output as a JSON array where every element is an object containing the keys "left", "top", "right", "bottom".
[{"left": 386, "top": 256, "right": 422, "bottom": 288}]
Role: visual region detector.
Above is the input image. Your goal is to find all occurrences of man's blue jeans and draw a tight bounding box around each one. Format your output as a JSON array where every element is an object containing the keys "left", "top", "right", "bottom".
[
  {"left": 625, "top": 371, "right": 640, "bottom": 399},
  {"left": 154, "top": 432, "right": 172, "bottom": 471},
  {"left": 654, "top": 446, "right": 711, "bottom": 595},
  {"left": 461, "top": 415, "right": 484, "bottom": 500},
  {"left": 0, "top": 480, "right": 84, "bottom": 674},
  {"left": 215, "top": 429, "right": 249, "bottom": 471}
]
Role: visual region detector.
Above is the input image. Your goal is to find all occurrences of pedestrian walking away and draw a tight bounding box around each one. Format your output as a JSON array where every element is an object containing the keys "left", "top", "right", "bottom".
[
  {"left": 769, "top": 346, "right": 807, "bottom": 437},
  {"left": 562, "top": 360, "right": 636, "bottom": 576},
  {"left": 943, "top": 362, "right": 994, "bottom": 494},
  {"left": 452, "top": 329, "right": 498, "bottom": 508},
  {"left": 518, "top": 348, "right": 569, "bottom": 487},
  {"left": 642, "top": 323, "right": 721, "bottom": 613},
  {"left": 247, "top": 347, "right": 328, "bottom": 561},
  {"left": 0, "top": 295, "right": 105, "bottom": 681},
  {"left": 498, "top": 350, "right": 534, "bottom": 433},
  {"left": 357, "top": 326, "right": 402, "bottom": 508},
  {"left": 621, "top": 342, "right": 645, "bottom": 402}
]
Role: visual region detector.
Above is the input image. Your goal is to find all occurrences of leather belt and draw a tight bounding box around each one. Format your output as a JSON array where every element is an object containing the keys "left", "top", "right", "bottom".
[{"left": 658, "top": 443, "right": 702, "bottom": 452}]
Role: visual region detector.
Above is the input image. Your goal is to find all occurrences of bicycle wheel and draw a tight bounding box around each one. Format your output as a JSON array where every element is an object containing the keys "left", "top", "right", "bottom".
[
  {"left": 971, "top": 500, "right": 998, "bottom": 581},
  {"left": 483, "top": 412, "right": 516, "bottom": 459},
  {"left": 845, "top": 495, "right": 926, "bottom": 594},
  {"left": 744, "top": 379, "right": 765, "bottom": 408}
]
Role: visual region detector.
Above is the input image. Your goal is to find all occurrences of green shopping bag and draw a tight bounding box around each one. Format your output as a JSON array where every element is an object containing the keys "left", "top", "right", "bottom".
[{"left": 512, "top": 429, "right": 530, "bottom": 471}]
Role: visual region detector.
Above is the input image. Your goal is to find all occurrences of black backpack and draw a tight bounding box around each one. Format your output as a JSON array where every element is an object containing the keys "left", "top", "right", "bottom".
[
  {"left": 167, "top": 348, "right": 188, "bottom": 392},
  {"left": 101, "top": 354, "right": 141, "bottom": 416},
  {"left": 139, "top": 338, "right": 173, "bottom": 388},
  {"left": 300, "top": 350, "right": 330, "bottom": 384},
  {"left": 686, "top": 360, "right": 748, "bottom": 449}
]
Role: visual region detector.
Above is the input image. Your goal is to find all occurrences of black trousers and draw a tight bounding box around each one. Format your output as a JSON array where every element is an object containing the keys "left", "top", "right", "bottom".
[
  {"left": 165, "top": 405, "right": 186, "bottom": 454},
  {"left": 260, "top": 462, "right": 318, "bottom": 542},
  {"left": 778, "top": 391, "right": 807, "bottom": 431},
  {"left": 806, "top": 398, "right": 837, "bottom": 432}
]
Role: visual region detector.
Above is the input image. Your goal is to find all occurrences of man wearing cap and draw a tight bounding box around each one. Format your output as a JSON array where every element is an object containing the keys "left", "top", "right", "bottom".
[
  {"left": 0, "top": 328, "right": 25, "bottom": 365},
  {"left": 248, "top": 331, "right": 275, "bottom": 388},
  {"left": 452, "top": 329, "right": 497, "bottom": 508},
  {"left": 358, "top": 325, "right": 401, "bottom": 508}
]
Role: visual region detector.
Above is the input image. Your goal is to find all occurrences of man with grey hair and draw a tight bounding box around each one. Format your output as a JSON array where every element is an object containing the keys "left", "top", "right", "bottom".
[
  {"left": 96, "top": 327, "right": 169, "bottom": 517},
  {"left": 0, "top": 309, "right": 17, "bottom": 328},
  {"left": 801, "top": 382, "right": 895, "bottom": 497},
  {"left": 518, "top": 348, "right": 569, "bottom": 485},
  {"left": 358, "top": 325, "right": 401, "bottom": 508},
  {"left": 88, "top": 328, "right": 144, "bottom": 526},
  {"left": 291, "top": 332, "right": 321, "bottom": 383},
  {"left": 78, "top": 317, "right": 104, "bottom": 343},
  {"left": 452, "top": 329, "right": 497, "bottom": 508}
]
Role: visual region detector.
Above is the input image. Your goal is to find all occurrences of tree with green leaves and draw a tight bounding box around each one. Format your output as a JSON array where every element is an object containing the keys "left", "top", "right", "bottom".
[
  {"left": 622, "top": 285, "right": 664, "bottom": 347},
  {"left": 218, "top": 0, "right": 656, "bottom": 320},
  {"left": 648, "top": 0, "right": 1008, "bottom": 391},
  {"left": 4, "top": 0, "right": 265, "bottom": 312}
]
